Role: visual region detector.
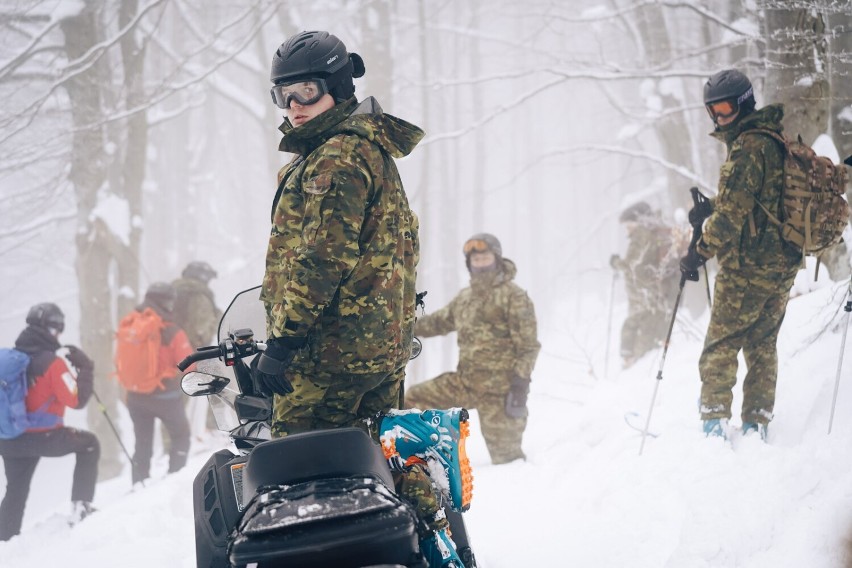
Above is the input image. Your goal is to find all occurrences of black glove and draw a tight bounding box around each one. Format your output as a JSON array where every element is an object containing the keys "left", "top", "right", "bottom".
[
  {"left": 609, "top": 254, "right": 622, "bottom": 270},
  {"left": 688, "top": 199, "right": 713, "bottom": 227},
  {"left": 679, "top": 248, "right": 707, "bottom": 282},
  {"left": 251, "top": 336, "right": 305, "bottom": 396},
  {"left": 64, "top": 345, "right": 94, "bottom": 407},
  {"left": 505, "top": 377, "right": 530, "bottom": 419},
  {"left": 64, "top": 345, "right": 94, "bottom": 372}
]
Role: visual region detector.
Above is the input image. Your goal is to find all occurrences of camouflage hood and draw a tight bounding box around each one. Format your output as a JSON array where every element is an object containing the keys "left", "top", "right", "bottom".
[
  {"left": 278, "top": 96, "right": 424, "bottom": 158},
  {"left": 498, "top": 257, "right": 518, "bottom": 283},
  {"left": 711, "top": 104, "right": 784, "bottom": 148},
  {"left": 470, "top": 257, "right": 518, "bottom": 290}
]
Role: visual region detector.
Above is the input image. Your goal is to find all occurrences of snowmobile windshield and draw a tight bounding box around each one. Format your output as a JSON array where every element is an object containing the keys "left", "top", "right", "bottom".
[
  {"left": 194, "top": 358, "right": 243, "bottom": 433},
  {"left": 217, "top": 285, "right": 267, "bottom": 344}
]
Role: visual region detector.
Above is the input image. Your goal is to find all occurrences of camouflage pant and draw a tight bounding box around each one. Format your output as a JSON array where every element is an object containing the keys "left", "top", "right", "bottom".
[
  {"left": 699, "top": 267, "right": 796, "bottom": 424},
  {"left": 405, "top": 369, "right": 527, "bottom": 464},
  {"left": 271, "top": 366, "right": 446, "bottom": 535},
  {"left": 271, "top": 366, "right": 405, "bottom": 435}
]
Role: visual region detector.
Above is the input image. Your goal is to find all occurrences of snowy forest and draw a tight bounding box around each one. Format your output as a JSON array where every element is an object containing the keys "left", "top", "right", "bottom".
[{"left": 2, "top": 1, "right": 852, "bottom": 565}]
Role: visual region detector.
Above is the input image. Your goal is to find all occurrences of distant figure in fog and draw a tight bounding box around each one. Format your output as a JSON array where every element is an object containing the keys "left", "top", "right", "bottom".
[
  {"left": 610, "top": 201, "right": 680, "bottom": 368},
  {"left": 172, "top": 261, "right": 222, "bottom": 349},
  {"left": 116, "top": 283, "right": 193, "bottom": 485}
]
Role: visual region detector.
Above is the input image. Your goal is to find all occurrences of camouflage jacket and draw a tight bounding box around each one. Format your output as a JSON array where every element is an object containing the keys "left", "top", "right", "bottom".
[
  {"left": 700, "top": 104, "right": 801, "bottom": 273},
  {"left": 261, "top": 97, "right": 423, "bottom": 374},
  {"left": 172, "top": 277, "right": 221, "bottom": 349},
  {"left": 414, "top": 259, "right": 540, "bottom": 378}
]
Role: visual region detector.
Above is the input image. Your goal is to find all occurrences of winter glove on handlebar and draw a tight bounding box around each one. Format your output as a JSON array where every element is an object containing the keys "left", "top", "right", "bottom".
[
  {"left": 251, "top": 336, "right": 306, "bottom": 396},
  {"left": 505, "top": 376, "right": 531, "bottom": 419}
]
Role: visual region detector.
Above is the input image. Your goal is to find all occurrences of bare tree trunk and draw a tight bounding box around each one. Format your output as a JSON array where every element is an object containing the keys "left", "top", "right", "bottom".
[
  {"left": 827, "top": 6, "right": 852, "bottom": 170},
  {"left": 360, "top": 0, "right": 392, "bottom": 105},
  {"left": 633, "top": 3, "right": 693, "bottom": 208},
  {"left": 763, "top": 5, "right": 830, "bottom": 144},
  {"left": 60, "top": 3, "right": 123, "bottom": 480},
  {"left": 118, "top": 0, "right": 147, "bottom": 316}
]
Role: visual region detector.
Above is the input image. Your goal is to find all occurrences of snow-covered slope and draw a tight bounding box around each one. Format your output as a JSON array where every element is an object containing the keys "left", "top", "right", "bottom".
[{"left": 2, "top": 282, "right": 852, "bottom": 568}]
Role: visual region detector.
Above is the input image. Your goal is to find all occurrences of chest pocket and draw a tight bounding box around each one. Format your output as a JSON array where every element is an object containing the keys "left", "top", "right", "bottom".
[{"left": 301, "top": 173, "right": 334, "bottom": 245}]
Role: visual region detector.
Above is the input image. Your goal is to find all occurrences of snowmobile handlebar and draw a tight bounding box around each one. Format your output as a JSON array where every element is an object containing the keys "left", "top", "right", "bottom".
[
  {"left": 177, "top": 346, "right": 221, "bottom": 371},
  {"left": 177, "top": 328, "right": 262, "bottom": 372}
]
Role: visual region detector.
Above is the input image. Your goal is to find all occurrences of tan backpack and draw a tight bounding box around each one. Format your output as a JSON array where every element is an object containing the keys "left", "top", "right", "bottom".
[{"left": 745, "top": 129, "right": 850, "bottom": 268}]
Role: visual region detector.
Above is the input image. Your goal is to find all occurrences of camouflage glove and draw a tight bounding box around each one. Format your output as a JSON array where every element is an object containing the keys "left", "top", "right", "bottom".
[
  {"left": 679, "top": 248, "right": 707, "bottom": 282},
  {"left": 251, "top": 336, "right": 305, "bottom": 396},
  {"left": 505, "top": 377, "right": 530, "bottom": 419}
]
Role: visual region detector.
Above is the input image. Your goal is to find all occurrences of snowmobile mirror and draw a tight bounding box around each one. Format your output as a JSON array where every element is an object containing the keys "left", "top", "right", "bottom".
[
  {"left": 181, "top": 372, "right": 230, "bottom": 396},
  {"left": 410, "top": 337, "right": 423, "bottom": 360}
]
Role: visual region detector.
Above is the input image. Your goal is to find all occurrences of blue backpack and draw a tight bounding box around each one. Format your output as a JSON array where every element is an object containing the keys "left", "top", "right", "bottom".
[{"left": 0, "top": 348, "right": 57, "bottom": 439}]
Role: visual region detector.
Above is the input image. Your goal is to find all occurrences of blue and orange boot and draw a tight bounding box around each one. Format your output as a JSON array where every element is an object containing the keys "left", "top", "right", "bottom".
[
  {"left": 420, "top": 528, "right": 465, "bottom": 568},
  {"left": 379, "top": 408, "right": 474, "bottom": 512}
]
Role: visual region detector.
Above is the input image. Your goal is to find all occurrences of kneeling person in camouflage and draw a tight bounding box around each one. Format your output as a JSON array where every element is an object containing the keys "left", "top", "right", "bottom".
[{"left": 406, "top": 234, "right": 541, "bottom": 464}]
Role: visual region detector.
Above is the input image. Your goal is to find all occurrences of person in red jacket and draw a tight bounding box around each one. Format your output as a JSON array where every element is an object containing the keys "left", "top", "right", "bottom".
[
  {"left": 0, "top": 303, "right": 99, "bottom": 541},
  {"left": 123, "top": 283, "right": 193, "bottom": 486}
]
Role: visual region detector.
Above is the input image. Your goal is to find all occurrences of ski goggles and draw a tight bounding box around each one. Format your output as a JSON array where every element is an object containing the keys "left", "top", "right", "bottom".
[
  {"left": 463, "top": 239, "right": 491, "bottom": 255},
  {"left": 270, "top": 78, "right": 329, "bottom": 109},
  {"left": 705, "top": 99, "right": 738, "bottom": 121},
  {"left": 705, "top": 86, "right": 753, "bottom": 121}
]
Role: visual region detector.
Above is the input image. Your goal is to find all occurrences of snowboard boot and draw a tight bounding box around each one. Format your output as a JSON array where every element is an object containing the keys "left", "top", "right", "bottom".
[
  {"left": 420, "top": 528, "right": 465, "bottom": 568},
  {"left": 379, "top": 408, "right": 474, "bottom": 512},
  {"left": 741, "top": 421, "right": 767, "bottom": 441},
  {"left": 702, "top": 418, "right": 728, "bottom": 440},
  {"left": 69, "top": 501, "right": 97, "bottom": 526}
]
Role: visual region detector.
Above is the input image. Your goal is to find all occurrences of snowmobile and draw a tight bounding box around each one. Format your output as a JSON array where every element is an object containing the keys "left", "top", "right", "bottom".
[{"left": 177, "top": 286, "right": 477, "bottom": 568}]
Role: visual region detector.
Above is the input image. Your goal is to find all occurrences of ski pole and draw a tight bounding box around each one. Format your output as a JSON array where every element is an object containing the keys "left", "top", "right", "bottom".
[
  {"left": 604, "top": 268, "right": 618, "bottom": 380},
  {"left": 703, "top": 264, "right": 712, "bottom": 307},
  {"left": 639, "top": 187, "right": 705, "bottom": 455},
  {"left": 639, "top": 274, "right": 686, "bottom": 455},
  {"left": 828, "top": 277, "right": 852, "bottom": 434},
  {"left": 91, "top": 388, "right": 136, "bottom": 472}
]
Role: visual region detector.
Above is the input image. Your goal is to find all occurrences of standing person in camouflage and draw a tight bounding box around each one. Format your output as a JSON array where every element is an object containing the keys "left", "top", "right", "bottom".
[
  {"left": 680, "top": 69, "right": 801, "bottom": 441},
  {"left": 254, "top": 31, "right": 466, "bottom": 567},
  {"left": 172, "top": 261, "right": 222, "bottom": 349},
  {"left": 406, "top": 233, "right": 541, "bottom": 465},
  {"left": 173, "top": 261, "right": 222, "bottom": 437},
  {"left": 610, "top": 202, "right": 680, "bottom": 368}
]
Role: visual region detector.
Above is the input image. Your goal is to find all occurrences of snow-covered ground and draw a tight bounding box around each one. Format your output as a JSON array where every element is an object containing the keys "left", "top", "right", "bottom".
[{"left": 2, "top": 280, "right": 852, "bottom": 567}]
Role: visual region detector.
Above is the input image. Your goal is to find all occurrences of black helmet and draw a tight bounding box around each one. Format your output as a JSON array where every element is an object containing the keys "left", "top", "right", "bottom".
[
  {"left": 26, "top": 302, "right": 65, "bottom": 333},
  {"left": 703, "top": 69, "right": 755, "bottom": 123},
  {"left": 182, "top": 261, "right": 217, "bottom": 284},
  {"left": 270, "top": 31, "right": 365, "bottom": 103},
  {"left": 145, "top": 282, "right": 177, "bottom": 313},
  {"left": 619, "top": 202, "right": 652, "bottom": 223}
]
